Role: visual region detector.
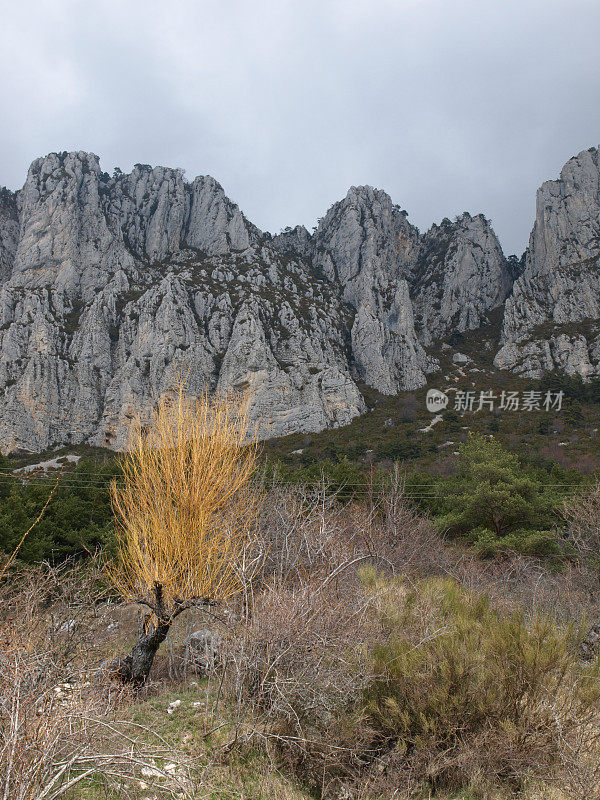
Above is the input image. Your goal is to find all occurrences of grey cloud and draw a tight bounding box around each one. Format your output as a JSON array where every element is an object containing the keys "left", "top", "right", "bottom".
[{"left": 1, "top": 0, "right": 599, "bottom": 254}]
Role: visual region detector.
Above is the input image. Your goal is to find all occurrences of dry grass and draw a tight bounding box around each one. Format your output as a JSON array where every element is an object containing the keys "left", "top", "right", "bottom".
[{"left": 0, "top": 561, "right": 201, "bottom": 799}]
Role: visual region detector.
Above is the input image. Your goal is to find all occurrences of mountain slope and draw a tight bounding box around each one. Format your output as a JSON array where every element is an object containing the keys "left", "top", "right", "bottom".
[
  {"left": 495, "top": 146, "right": 600, "bottom": 378},
  {"left": 0, "top": 153, "right": 365, "bottom": 451},
  {"left": 1, "top": 145, "right": 600, "bottom": 453}
]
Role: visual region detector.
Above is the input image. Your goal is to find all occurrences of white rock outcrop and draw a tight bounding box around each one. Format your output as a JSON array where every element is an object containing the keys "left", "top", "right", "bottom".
[
  {"left": 495, "top": 146, "right": 600, "bottom": 378},
  {"left": 3, "top": 145, "right": 600, "bottom": 453},
  {"left": 412, "top": 213, "right": 512, "bottom": 346},
  {"left": 0, "top": 152, "right": 364, "bottom": 452}
]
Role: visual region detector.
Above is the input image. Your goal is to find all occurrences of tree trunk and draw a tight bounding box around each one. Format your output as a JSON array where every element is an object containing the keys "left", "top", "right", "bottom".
[
  {"left": 112, "top": 581, "right": 172, "bottom": 685},
  {"left": 113, "top": 620, "right": 170, "bottom": 685}
]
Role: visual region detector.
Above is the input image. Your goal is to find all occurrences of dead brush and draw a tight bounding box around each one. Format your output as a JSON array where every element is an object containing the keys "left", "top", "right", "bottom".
[
  {"left": 226, "top": 540, "right": 600, "bottom": 798},
  {"left": 0, "top": 647, "right": 199, "bottom": 800},
  {"left": 255, "top": 468, "right": 452, "bottom": 592},
  {"left": 227, "top": 573, "right": 374, "bottom": 721},
  {"left": 0, "top": 561, "right": 197, "bottom": 800},
  {"left": 564, "top": 479, "right": 600, "bottom": 559},
  {"left": 224, "top": 475, "right": 452, "bottom": 789}
]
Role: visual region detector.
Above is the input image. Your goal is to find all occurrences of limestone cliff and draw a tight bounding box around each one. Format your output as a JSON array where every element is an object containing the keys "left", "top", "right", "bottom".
[
  {"left": 2, "top": 145, "right": 600, "bottom": 453},
  {"left": 0, "top": 152, "right": 363, "bottom": 451},
  {"left": 495, "top": 146, "right": 600, "bottom": 378},
  {"left": 412, "top": 213, "right": 512, "bottom": 346}
]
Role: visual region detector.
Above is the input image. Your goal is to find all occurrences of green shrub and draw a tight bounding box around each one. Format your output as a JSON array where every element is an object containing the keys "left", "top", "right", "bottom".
[
  {"left": 0, "top": 458, "right": 118, "bottom": 562},
  {"left": 375, "top": 439, "right": 422, "bottom": 460},
  {"left": 564, "top": 399, "right": 584, "bottom": 426},
  {"left": 259, "top": 571, "right": 600, "bottom": 797},
  {"left": 539, "top": 369, "right": 600, "bottom": 404},
  {"left": 443, "top": 409, "right": 462, "bottom": 433},
  {"left": 433, "top": 434, "right": 563, "bottom": 556},
  {"left": 263, "top": 456, "right": 365, "bottom": 502},
  {"left": 356, "top": 574, "right": 599, "bottom": 794}
]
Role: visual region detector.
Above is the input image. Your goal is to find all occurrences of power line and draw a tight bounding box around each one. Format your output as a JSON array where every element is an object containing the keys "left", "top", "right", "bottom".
[
  {"left": 2, "top": 469, "right": 599, "bottom": 493},
  {"left": 0, "top": 478, "right": 596, "bottom": 500},
  {"left": 4, "top": 471, "right": 596, "bottom": 487}
]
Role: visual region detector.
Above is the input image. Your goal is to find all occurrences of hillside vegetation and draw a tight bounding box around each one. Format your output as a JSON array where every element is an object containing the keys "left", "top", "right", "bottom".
[
  {"left": 3, "top": 478, "right": 600, "bottom": 800},
  {"left": 2, "top": 370, "right": 600, "bottom": 799}
]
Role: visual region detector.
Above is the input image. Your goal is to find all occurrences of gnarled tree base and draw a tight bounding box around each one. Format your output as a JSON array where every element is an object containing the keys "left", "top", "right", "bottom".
[{"left": 112, "top": 623, "right": 170, "bottom": 685}]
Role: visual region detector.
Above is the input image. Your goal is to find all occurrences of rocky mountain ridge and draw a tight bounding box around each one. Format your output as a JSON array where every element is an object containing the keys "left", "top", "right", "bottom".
[
  {"left": 0, "top": 146, "right": 598, "bottom": 453},
  {"left": 495, "top": 147, "right": 600, "bottom": 379}
]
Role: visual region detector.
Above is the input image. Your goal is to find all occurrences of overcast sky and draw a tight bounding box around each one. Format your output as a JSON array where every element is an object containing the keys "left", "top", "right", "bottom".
[{"left": 1, "top": 0, "right": 599, "bottom": 255}]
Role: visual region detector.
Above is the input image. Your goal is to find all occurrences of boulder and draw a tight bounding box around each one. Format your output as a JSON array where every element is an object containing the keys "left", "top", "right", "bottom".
[{"left": 185, "top": 629, "right": 221, "bottom": 675}]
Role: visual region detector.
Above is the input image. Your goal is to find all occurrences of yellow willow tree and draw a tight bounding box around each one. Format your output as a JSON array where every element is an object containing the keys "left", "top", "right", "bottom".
[{"left": 108, "top": 381, "right": 261, "bottom": 684}]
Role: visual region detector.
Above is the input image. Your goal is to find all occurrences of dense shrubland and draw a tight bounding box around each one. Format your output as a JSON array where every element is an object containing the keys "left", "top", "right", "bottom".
[
  {"left": 269, "top": 433, "right": 586, "bottom": 558},
  {"left": 0, "top": 455, "right": 117, "bottom": 562},
  {"left": 223, "top": 479, "right": 600, "bottom": 798},
  {"left": 414, "top": 434, "right": 568, "bottom": 556}
]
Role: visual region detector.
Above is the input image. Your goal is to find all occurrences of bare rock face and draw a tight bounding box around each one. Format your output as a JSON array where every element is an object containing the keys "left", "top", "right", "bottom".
[
  {"left": 14, "top": 152, "right": 137, "bottom": 299},
  {"left": 3, "top": 145, "right": 600, "bottom": 453},
  {"left": 0, "top": 188, "right": 19, "bottom": 282},
  {"left": 271, "top": 225, "right": 312, "bottom": 259},
  {"left": 0, "top": 152, "right": 364, "bottom": 452},
  {"left": 312, "top": 186, "right": 436, "bottom": 392},
  {"left": 495, "top": 146, "right": 600, "bottom": 378},
  {"left": 412, "top": 213, "right": 512, "bottom": 346}
]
